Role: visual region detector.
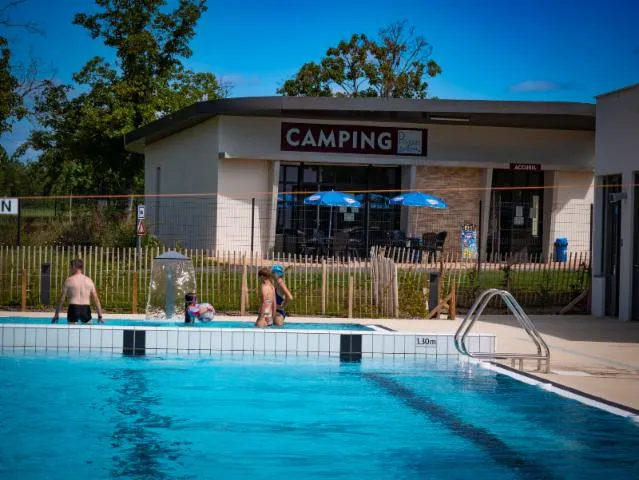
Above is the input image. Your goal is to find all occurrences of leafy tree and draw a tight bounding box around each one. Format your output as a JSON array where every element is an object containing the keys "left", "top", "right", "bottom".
[
  {"left": 0, "top": 0, "right": 45, "bottom": 137},
  {"left": 24, "top": 0, "right": 227, "bottom": 195},
  {"left": 277, "top": 20, "right": 441, "bottom": 99},
  {"left": 0, "top": 36, "right": 23, "bottom": 136}
]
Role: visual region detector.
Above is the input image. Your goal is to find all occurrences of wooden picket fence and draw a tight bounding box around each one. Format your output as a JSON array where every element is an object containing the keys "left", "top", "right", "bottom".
[{"left": 0, "top": 245, "right": 591, "bottom": 318}]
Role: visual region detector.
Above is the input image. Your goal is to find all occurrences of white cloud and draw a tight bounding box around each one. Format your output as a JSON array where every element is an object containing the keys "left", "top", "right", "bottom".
[
  {"left": 509, "top": 80, "right": 571, "bottom": 93},
  {"left": 219, "top": 74, "right": 262, "bottom": 87}
]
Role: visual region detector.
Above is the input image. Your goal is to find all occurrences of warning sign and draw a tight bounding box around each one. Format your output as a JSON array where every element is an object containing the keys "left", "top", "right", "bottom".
[{"left": 137, "top": 220, "right": 146, "bottom": 236}]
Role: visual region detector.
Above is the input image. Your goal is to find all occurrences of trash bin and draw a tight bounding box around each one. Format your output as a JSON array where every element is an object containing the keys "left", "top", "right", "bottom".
[{"left": 554, "top": 237, "right": 568, "bottom": 263}]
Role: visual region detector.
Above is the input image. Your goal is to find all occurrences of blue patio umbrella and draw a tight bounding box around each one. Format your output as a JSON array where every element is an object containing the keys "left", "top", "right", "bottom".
[
  {"left": 388, "top": 192, "right": 448, "bottom": 209},
  {"left": 303, "top": 190, "right": 361, "bottom": 237}
]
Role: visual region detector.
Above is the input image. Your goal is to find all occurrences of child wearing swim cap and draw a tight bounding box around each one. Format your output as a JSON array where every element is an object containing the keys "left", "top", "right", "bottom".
[{"left": 271, "top": 264, "right": 293, "bottom": 326}]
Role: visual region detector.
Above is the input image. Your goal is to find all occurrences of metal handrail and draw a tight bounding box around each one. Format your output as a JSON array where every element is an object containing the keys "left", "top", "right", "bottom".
[{"left": 454, "top": 289, "right": 550, "bottom": 373}]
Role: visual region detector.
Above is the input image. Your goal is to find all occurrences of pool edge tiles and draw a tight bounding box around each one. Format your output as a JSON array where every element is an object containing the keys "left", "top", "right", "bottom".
[
  {"left": 0, "top": 324, "right": 495, "bottom": 358},
  {"left": 477, "top": 359, "right": 639, "bottom": 421}
]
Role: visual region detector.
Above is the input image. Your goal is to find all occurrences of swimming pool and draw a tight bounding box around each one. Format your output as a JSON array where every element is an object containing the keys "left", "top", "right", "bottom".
[
  {"left": 0, "top": 316, "right": 373, "bottom": 330},
  {"left": 1, "top": 353, "right": 638, "bottom": 479}
]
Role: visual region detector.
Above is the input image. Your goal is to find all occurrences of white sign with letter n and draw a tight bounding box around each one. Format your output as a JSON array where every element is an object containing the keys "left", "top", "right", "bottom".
[{"left": 0, "top": 198, "right": 18, "bottom": 215}]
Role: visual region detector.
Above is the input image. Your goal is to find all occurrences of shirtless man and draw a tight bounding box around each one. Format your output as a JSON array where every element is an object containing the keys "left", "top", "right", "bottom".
[{"left": 52, "top": 259, "right": 104, "bottom": 324}]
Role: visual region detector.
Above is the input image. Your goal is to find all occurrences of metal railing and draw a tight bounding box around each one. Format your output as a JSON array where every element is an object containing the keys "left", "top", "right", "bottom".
[{"left": 454, "top": 288, "right": 551, "bottom": 373}]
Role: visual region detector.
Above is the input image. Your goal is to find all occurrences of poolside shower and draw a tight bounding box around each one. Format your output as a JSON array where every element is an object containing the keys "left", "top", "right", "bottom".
[{"left": 146, "top": 251, "right": 196, "bottom": 320}]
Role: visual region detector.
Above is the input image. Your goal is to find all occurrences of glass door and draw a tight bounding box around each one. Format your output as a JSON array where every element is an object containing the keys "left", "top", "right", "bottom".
[
  {"left": 602, "top": 175, "right": 622, "bottom": 317},
  {"left": 489, "top": 169, "right": 544, "bottom": 259}
]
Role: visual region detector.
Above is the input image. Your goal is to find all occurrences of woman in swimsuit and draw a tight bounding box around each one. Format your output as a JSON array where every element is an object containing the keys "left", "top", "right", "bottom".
[
  {"left": 271, "top": 264, "right": 293, "bottom": 326},
  {"left": 256, "top": 267, "right": 275, "bottom": 328}
]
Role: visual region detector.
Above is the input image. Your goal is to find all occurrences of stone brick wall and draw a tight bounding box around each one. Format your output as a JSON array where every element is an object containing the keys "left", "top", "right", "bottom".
[{"left": 411, "top": 166, "right": 484, "bottom": 255}]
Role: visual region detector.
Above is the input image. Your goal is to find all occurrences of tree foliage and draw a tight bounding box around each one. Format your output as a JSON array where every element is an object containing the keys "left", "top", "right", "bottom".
[
  {"left": 0, "top": 0, "right": 45, "bottom": 138},
  {"left": 23, "top": 0, "right": 226, "bottom": 195},
  {"left": 277, "top": 21, "right": 441, "bottom": 99},
  {"left": 0, "top": 36, "right": 23, "bottom": 136}
]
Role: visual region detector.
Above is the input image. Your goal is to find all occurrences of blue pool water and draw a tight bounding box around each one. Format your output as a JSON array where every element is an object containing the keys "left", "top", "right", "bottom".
[
  {"left": 0, "top": 316, "right": 372, "bottom": 330},
  {"left": 1, "top": 354, "right": 638, "bottom": 479}
]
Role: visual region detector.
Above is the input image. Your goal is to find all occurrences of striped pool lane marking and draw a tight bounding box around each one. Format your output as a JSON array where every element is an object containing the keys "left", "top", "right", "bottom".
[{"left": 365, "top": 373, "right": 555, "bottom": 480}]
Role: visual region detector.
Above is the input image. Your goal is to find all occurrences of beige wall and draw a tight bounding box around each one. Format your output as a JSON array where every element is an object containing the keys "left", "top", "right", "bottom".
[
  {"left": 592, "top": 84, "right": 639, "bottom": 320},
  {"left": 219, "top": 115, "right": 594, "bottom": 170},
  {"left": 545, "top": 170, "right": 593, "bottom": 256},
  {"left": 411, "top": 166, "right": 484, "bottom": 254},
  {"left": 144, "top": 118, "right": 219, "bottom": 249},
  {"left": 595, "top": 86, "right": 639, "bottom": 175},
  {"left": 216, "top": 158, "right": 275, "bottom": 254},
  {"left": 142, "top": 113, "right": 595, "bottom": 257}
]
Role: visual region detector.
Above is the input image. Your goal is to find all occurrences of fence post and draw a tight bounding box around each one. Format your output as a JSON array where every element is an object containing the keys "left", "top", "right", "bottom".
[
  {"left": 40, "top": 263, "right": 51, "bottom": 306},
  {"left": 240, "top": 259, "right": 248, "bottom": 316},
  {"left": 321, "top": 259, "right": 327, "bottom": 315},
  {"left": 450, "top": 283, "right": 457, "bottom": 319},
  {"left": 16, "top": 200, "right": 21, "bottom": 246},
  {"left": 132, "top": 271, "right": 138, "bottom": 313},
  {"left": 21, "top": 268, "right": 27, "bottom": 311},
  {"left": 392, "top": 262, "right": 399, "bottom": 318},
  {"left": 428, "top": 272, "right": 440, "bottom": 314},
  {"left": 250, "top": 198, "right": 256, "bottom": 254},
  {"left": 348, "top": 275, "right": 354, "bottom": 318}
]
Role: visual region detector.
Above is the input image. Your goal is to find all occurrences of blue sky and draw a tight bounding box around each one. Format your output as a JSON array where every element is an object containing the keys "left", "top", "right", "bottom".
[{"left": 2, "top": 0, "right": 638, "bottom": 155}]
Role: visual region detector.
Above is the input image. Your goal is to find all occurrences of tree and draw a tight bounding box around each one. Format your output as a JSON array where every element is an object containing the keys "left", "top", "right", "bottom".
[
  {"left": 24, "top": 0, "right": 227, "bottom": 195},
  {"left": 0, "top": 36, "right": 23, "bottom": 136},
  {"left": 0, "top": 0, "right": 46, "bottom": 137},
  {"left": 277, "top": 20, "right": 441, "bottom": 99}
]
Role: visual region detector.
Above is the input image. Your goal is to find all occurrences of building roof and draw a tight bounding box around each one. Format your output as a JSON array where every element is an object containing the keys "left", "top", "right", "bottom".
[
  {"left": 595, "top": 82, "right": 639, "bottom": 99},
  {"left": 124, "top": 96, "right": 596, "bottom": 153}
]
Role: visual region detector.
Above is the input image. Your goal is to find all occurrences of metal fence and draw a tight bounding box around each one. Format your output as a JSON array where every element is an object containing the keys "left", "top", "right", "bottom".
[
  {"left": 0, "top": 245, "right": 591, "bottom": 317},
  {"left": 0, "top": 195, "right": 593, "bottom": 263}
]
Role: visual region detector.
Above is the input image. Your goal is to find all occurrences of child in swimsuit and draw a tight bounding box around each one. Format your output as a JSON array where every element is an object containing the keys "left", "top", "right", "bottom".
[
  {"left": 256, "top": 267, "right": 275, "bottom": 328},
  {"left": 271, "top": 264, "right": 293, "bottom": 326},
  {"left": 185, "top": 293, "right": 215, "bottom": 322}
]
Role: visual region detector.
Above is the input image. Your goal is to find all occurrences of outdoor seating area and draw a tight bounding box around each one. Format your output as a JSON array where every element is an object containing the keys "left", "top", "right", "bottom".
[
  {"left": 281, "top": 227, "right": 449, "bottom": 262},
  {"left": 275, "top": 189, "right": 450, "bottom": 261},
  {"left": 276, "top": 189, "right": 450, "bottom": 261}
]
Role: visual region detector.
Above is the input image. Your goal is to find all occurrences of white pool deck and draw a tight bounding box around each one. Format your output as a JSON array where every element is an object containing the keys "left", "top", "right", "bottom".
[{"left": 2, "top": 311, "right": 639, "bottom": 412}]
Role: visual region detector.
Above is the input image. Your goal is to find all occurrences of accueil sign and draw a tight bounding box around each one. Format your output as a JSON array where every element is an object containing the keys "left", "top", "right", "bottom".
[{"left": 280, "top": 122, "right": 427, "bottom": 156}]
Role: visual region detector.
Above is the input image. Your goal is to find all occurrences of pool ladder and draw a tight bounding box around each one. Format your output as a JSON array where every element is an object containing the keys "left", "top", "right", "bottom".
[{"left": 454, "top": 289, "right": 551, "bottom": 374}]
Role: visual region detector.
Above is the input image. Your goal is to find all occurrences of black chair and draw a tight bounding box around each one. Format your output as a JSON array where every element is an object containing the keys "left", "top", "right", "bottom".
[
  {"left": 387, "top": 230, "right": 407, "bottom": 247},
  {"left": 433, "top": 231, "right": 448, "bottom": 261},
  {"left": 332, "top": 231, "right": 359, "bottom": 259},
  {"left": 422, "top": 231, "right": 440, "bottom": 263},
  {"left": 305, "top": 229, "right": 329, "bottom": 257}
]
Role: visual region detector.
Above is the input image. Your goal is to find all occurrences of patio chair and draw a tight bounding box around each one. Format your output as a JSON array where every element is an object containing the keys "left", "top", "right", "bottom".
[
  {"left": 332, "top": 231, "right": 359, "bottom": 259},
  {"left": 422, "top": 231, "right": 447, "bottom": 263},
  {"left": 385, "top": 230, "right": 407, "bottom": 250},
  {"left": 433, "top": 231, "right": 448, "bottom": 261},
  {"left": 304, "top": 229, "right": 328, "bottom": 258}
]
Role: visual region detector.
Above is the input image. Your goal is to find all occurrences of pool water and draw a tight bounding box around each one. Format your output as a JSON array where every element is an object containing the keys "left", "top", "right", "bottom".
[
  {"left": 1, "top": 354, "right": 638, "bottom": 480},
  {"left": 0, "top": 316, "right": 372, "bottom": 330}
]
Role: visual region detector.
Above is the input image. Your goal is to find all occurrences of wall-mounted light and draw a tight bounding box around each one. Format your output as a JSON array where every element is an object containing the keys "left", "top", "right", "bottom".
[
  {"left": 429, "top": 116, "right": 471, "bottom": 123},
  {"left": 609, "top": 191, "right": 627, "bottom": 203}
]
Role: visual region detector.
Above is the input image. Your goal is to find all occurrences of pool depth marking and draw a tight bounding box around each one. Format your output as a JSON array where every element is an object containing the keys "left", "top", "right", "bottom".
[{"left": 365, "top": 373, "right": 556, "bottom": 480}]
